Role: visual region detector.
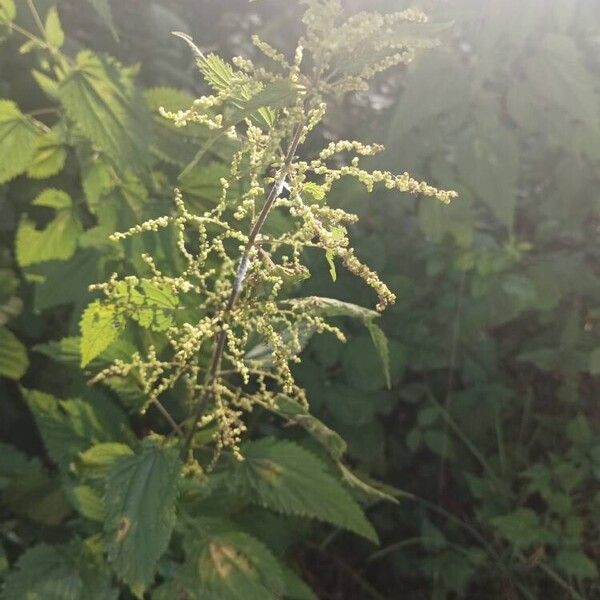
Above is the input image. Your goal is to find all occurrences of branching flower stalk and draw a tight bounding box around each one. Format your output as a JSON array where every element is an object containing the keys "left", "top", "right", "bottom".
[{"left": 85, "top": 0, "right": 457, "bottom": 469}]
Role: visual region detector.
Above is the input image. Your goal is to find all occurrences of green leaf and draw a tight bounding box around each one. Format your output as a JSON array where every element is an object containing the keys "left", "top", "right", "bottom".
[
  {"left": 281, "top": 566, "right": 318, "bottom": 600},
  {"left": 0, "top": 443, "right": 71, "bottom": 525},
  {"left": 144, "top": 86, "right": 204, "bottom": 165},
  {"left": 84, "top": 0, "right": 118, "bottom": 40},
  {"left": 225, "top": 80, "right": 298, "bottom": 125},
  {"left": 104, "top": 440, "right": 181, "bottom": 597},
  {"left": 491, "top": 508, "right": 552, "bottom": 551},
  {"left": 0, "top": 442, "right": 34, "bottom": 481},
  {"left": 455, "top": 120, "right": 519, "bottom": 230},
  {"left": 58, "top": 51, "right": 151, "bottom": 170},
  {"left": 33, "top": 187, "right": 72, "bottom": 209},
  {"left": 80, "top": 300, "right": 126, "bottom": 367},
  {"left": 0, "top": 0, "right": 15, "bottom": 24},
  {"left": 338, "top": 464, "right": 402, "bottom": 505},
  {"left": 45, "top": 7, "right": 64, "bottom": 48},
  {"left": 23, "top": 388, "right": 130, "bottom": 470},
  {"left": 178, "top": 161, "right": 230, "bottom": 201},
  {"left": 30, "top": 250, "right": 99, "bottom": 313},
  {"left": 245, "top": 323, "right": 315, "bottom": 367},
  {"left": 0, "top": 326, "right": 28, "bottom": 379},
  {"left": 26, "top": 127, "right": 67, "bottom": 178},
  {"left": 523, "top": 34, "right": 597, "bottom": 125},
  {"left": 179, "top": 78, "right": 299, "bottom": 177},
  {"left": 0, "top": 100, "right": 39, "bottom": 184},
  {"left": 78, "top": 442, "right": 134, "bottom": 477},
  {"left": 72, "top": 484, "right": 105, "bottom": 521},
  {"left": 144, "top": 87, "right": 195, "bottom": 113},
  {"left": 1, "top": 544, "right": 83, "bottom": 600},
  {"left": 181, "top": 519, "right": 285, "bottom": 600},
  {"left": 271, "top": 395, "right": 347, "bottom": 460},
  {"left": 302, "top": 182, "right": 326, "bottom": 202},
  {"left": 231, "top": 438, "right": 378, "bottom": 542},
  {"left": 555, "top": 548, "right": 598, "bottom": 579},
  {"left": 287, "top": 296, "right": 379, "bottom": 321},
  {"left": 139, "top": 280, "right": 179, "bottom": 309},
  {"left": 366, "top": 321, "right": 391, "bottom": 389},
  {"left": 31, "top": 70, "right": 60, "bottom": 100},
  {"left": 15, "top": 189, "right": 81, "bottom": 267},
  {"left": 342, "top": 334, "right": 404, "bottom": 392},
  {"left": 1, "top": 543, "right": 117, "bottom": 600}
]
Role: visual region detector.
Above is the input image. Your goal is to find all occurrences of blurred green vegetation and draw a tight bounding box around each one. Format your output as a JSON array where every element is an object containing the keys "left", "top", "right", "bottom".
[{"left": 1, "top": 0, "right": 599, "bottom": 598}]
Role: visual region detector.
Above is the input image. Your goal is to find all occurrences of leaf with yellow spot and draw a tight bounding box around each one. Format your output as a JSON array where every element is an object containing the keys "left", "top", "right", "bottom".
[
  {"left": 181, "top": 518, "right": 287, "bottom": 600},
  {"left": 104, "top": 439, "right": 181, "bottom": 597}
]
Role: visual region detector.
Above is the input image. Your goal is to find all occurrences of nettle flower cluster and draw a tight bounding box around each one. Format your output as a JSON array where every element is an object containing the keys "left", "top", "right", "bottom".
[{"left": 87, "top": 0, "right": 456, "bottom": 467}]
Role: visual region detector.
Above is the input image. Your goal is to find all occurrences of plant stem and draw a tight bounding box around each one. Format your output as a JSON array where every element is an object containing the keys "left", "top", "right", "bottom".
[
  {"left": 180, "top": 122, "right": 304, "bottom": 459},
  {"left": 152, "top": 399, "right": 184, "bottom": 436},
  {"left": 26, "top": 0, "right": 45, "bottom": 37}
]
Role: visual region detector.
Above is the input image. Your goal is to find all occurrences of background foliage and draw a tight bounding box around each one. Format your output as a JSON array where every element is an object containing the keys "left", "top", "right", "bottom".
[{"left": 1, "top": 0, "right": 600, "bottom": 598}]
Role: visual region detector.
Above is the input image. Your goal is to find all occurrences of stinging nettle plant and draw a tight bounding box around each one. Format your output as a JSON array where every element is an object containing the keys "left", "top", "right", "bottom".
[
  {"left": 83, "top": 0, "right": 456, "bottom": 465},
  {"left": 0, "top": 0, "right": 454, "bottom": 597}
]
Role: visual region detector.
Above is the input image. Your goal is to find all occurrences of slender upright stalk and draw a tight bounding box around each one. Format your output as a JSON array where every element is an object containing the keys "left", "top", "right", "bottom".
[{"left": 181, "top": 122, "right": 304, "bottom": 459}]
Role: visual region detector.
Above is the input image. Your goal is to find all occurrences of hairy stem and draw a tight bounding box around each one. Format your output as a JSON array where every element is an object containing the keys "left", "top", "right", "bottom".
[{"left": 181, "top": 122, "right": 304, "bottom": 459}]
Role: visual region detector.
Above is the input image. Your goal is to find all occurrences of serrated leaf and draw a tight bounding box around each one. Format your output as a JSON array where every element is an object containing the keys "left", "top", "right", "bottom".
[
  {"left": 85, "top": 0, "right": 118, "bottom": 40},
  {"left": 271, "top": 395, "right": 347, "bottom": 459},
  {"left": 34, "top": 187, "right": 72, "bottom": 209},
  {"left": 0, "top": 326, "right": 28, "bottom": 379},
  {"left": 80, "top": 300, "right": 126, "bottom": 367},
  {"left": 245, "top": 323, "right": 315, "bottom": 366},
  {"left": 3, "top": 468, "right": 70, "bottom": 525},
  {"left": 78, "top": 442, "right": 133, "bottom": 477},
  {"left": 455, "top": 121, "right": 518, "bottom": 230},
  {"left": 342, "top": 334, "right": 405, "bottom": 392},
  {"left": 0, "top": 443, "right": 70, "bottom": 525},
  {"left": 0, "top": 0, "right": 15, "bottom": 24},
  {"left": 178, "top": 161, "right": 230, "bottom": 200},
  {"left": 0, "top": 296, "right": 21, "bottom": 327},
  {"left": 104, "top": 440, "right": 181, "bottom": 596},
  {"left": 140, "top": 280, "right": 179, "bottom": 309},
  {"left": 16, "top": 189, "right": 81, "bottom": 267},
  {"left": 72, "top": 484, "right": 105, "bottom": 521},
  {"left": 23, "top": 388, "right": 130, "bottom": 470},
  {"left": 555, "top": 548, "right": 598, "bottom": 579},
  {"left": 27, "top": 128, "right": 67, "bottom": 178},
  {"left": 0, "top": 100, "right": 39, "bottom": 184},
  {"left": 225, "top": 80, "right": 298, "bottom": 126},
  {"left": 178, "top": 78, "right": 299, "bottom": 177},
  {"left": 16, "top": 211, "right": 80, "bottom": 266},
  {"left": 58, "top": 51, "right": 151, "bottom": 170},
  {"left": 0, "top": 442, "right": 35, "bottom": 480},
  {"left": 302, "top": 182, "right": 326, "bottom": 202},
  {"left": 181, "top": 518, "right": 284, "bottom": 600},
  {"left": 32, "top": 69, "right": 60, "bottom": 100},
  {"left": 287, "top": 296, "right": 379, "bottom": 321},
  {"left": 1, "top": 544, "right": 83, "bottom": 600},
  {"left": 31, "top": 250, "right": 99, "bottom": 312},
  {"left": 45, "top": 7, "right": 64, "bottom": 48},
  {"left": 491, "top": 508, "right": 552, "bottom": 551},
  {"left": 230, "top": 438, "right": 378, "bottom": 542},
  {"left": 281, "top": 566, "right": 318, "bottom": 600},
  {"left": 144, "top": 87, "right": 195, "bottom": 113},
  {"left": 143, "top": 86, "right": 209, "bottom": 166},
  {"left": 338, "top": 464, "right": 404, "bottom": 505},
  {"left": 1, "top": 542, "right": 117, "bottom": 600}
]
